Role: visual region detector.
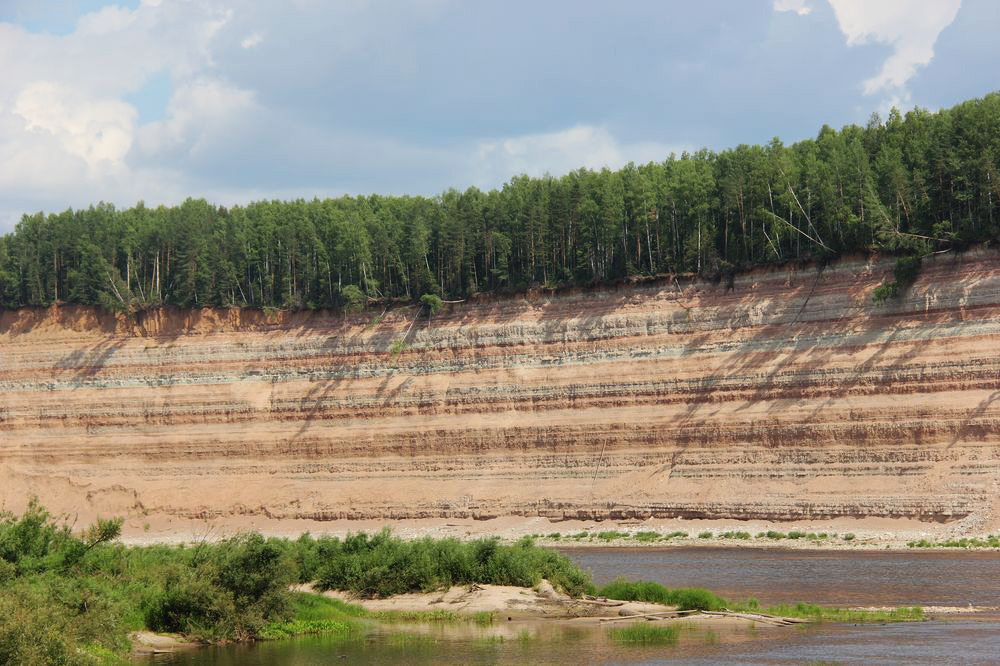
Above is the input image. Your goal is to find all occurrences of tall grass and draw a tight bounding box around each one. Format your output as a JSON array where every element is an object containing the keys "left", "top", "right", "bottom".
[
  {"left": 608, "top": 624, "right": 681, "bottom": 645},
  {"left": 599, "top": 580, "right": 926, "bottom": 623},
  {"left": 597, "top": 580, "right": 726, "bottom": 611}
]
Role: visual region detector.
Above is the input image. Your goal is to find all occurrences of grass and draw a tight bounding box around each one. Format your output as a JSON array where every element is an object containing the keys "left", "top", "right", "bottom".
[
  {"left": 719, "top": 531, "right": 750, "bottom": 540},
  {"left": 598, "top": 580, "right": 726, "bottom": 611},
  {"left": 608, "top": 624, "right": 681, "bottom": 645},
  {"left": 258, "top": 619, "right": 353, "bottom": 640},
  {"left": 472, "top": 611, "right": 496, "bottom": 626},
  {"left": 698, "top": 531, "right": 713, "bottom": 539},
  {"left": 599, "top": 580, "right": 925, "bottom": 624},
  {"left": 596, "top": 531, "right": 629, "bottom": 541},
  {"left": 907, "top": 535, "right": 1000, "bottom": 549},
  {"left": 752, "top": 603, "right": 925, "bottom": 623}
]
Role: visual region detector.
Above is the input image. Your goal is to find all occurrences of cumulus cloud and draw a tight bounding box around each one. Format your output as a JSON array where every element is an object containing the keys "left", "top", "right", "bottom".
[
  {"left": 136, "top": 78, "right": 256, "bottom": 157},
  {"left": 14, "top": 81, "right": 136, "bottom": 171},
  {"left": 0, "top": 1, "right": 254, "bottom": 226},
  {"left": 473, "top": 125, "right": 682, "bottom": 186},
  {"left": 828, "top": 0, "right": 961, "bottom": 96},
  {"left": 778, "top": 1, "right": 962, "bottom": 103}
]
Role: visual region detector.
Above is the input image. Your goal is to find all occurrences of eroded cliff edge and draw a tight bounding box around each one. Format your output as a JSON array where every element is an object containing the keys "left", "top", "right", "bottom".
[{"left": 2, "top": 249, "right": 999, "bottom": 538}]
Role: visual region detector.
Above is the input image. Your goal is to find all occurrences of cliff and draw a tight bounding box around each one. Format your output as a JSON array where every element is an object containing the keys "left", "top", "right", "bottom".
[{"left": 2, "top": 249, "right": 999, "bottom": 538}]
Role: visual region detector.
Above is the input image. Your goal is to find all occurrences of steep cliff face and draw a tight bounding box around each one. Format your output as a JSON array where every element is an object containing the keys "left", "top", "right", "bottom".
[{"left": 2, "top": 250, "right": 1000, "bottom": 534}]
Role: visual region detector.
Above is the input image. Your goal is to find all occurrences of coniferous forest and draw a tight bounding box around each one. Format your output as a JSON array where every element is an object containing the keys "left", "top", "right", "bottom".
[{"left": 1, "top": 93, "right": 998, "bottom": 312}]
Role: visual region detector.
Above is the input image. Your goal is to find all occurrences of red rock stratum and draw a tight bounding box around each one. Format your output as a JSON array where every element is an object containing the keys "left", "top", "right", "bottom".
[{"left": 2, "top": 250, "right": 999, "bottom": 535}]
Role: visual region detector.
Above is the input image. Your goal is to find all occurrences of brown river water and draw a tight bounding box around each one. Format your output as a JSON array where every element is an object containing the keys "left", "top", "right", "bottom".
[{"left": 146, "top": 548, "right": 1000, "bottom": 665}]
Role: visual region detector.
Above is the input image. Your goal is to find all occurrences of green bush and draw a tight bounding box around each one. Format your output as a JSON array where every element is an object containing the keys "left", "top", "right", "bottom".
[
  {"left": 632, "top": 531, "right": 661, "bottom": 542},
  {"left": 720, "top": 531, "right": 751, "bottom": 540},
  {"left": 596, "top": 531, "right": 628, "bottom": 541},
  {"left": 698, "top": 531, "right": 713, "bottom": 539},
  {"left": 314, "top": 530, "right": 593, "bottom": 597},
  {"left": 420, "top": 293, "right": 443, "bottom": 316}
]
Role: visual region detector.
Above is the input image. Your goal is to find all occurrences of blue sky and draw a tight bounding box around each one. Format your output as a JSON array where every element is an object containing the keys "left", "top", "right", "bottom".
[{"left": 0, "top": 0, "right": 996, "bottom": 232}]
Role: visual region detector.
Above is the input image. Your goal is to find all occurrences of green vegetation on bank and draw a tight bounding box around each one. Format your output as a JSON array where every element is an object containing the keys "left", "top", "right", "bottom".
[
  {"left": 608, "top": 624, "right": 681, "bottom": 645},
  {"left": 0, "top": 501, "right": 927, "bottom": 664},
  {"left": 597, "top": 580, "right": 925, "bottom": 623},
  {"left": 2, "top": 93, "right": 1000, "bottom": 313},
  {"left": 0, "top": 502, "right": 591, "bottom": 663},
  {"left": 598, "top": 580, "right": 726, "bottom": 611},
  {"left": 306, "top": 528, "right": 594, "bottom": 598},
  {"left": 908, "top": 535, "right": 1000, "bottom": 549}
]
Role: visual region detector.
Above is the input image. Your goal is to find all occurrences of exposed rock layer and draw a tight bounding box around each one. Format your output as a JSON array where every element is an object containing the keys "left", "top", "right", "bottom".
[{"left": 2, "top": 250, "right": 1000, "bottom": 530}]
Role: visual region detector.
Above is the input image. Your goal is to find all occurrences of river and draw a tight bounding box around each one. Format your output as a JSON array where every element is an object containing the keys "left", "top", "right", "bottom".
[{"left": 146, "top": 548, "right": 1000, "bottom": 665}]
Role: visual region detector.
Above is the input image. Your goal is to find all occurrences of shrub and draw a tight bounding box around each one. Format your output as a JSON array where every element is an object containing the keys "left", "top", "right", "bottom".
[
  {"left": 633, "top": 531, "right": 661, "bottom": 542},
  {"left": 314, "top": 530, "right": 593, "bottom": 597},
  {"left": 596, "top": 531, "right": 627, "bottom": 541},
  {"left": 720, "top": 531, "right": 751, "bottom": 540},
  {"left": 698, "top": 531, "right": 713, "bottom": 539},
  {"left": 420, "top": 293, "right": 443, "bottom": 316},
  {"left": 340, "top": 285, "right": 366, "bottom": 313}
]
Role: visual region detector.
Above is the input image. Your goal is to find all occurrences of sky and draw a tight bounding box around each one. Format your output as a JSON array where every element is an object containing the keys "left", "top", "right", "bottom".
[{"left": 0, "top": 0, "right": 997, "bottom": 232}]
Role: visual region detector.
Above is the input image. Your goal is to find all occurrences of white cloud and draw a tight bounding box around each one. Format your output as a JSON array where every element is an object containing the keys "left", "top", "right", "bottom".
[
  {"left": 137, "top": 78, "right": 256, "bottom": 157},
  {"left": 773, "top": 0, "right": 813, "bottom": 16},
  {"left": 827, "top": 0, "right": 961, "bottom": 96},
  {"left": 473, "top": 125, "right": 682, "bottom": 186},
  {"left": 14, "top": 81, "right": 136, "bottom": 171},
  {"left": 240, "top": 32, "right": 263, "bottom": 49},
  {"left": 0, "top": 1, "right": 253, "bottom": 227}
]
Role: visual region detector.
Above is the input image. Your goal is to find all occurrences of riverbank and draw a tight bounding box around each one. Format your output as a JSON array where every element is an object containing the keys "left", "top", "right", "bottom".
[{"left": 117, "top": 514, "right": 1000, "bottom": 551}]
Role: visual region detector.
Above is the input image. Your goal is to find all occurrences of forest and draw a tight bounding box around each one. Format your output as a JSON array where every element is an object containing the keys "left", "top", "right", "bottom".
[{"left": 0, "top": 93, "right": 998, "bottom": 312}]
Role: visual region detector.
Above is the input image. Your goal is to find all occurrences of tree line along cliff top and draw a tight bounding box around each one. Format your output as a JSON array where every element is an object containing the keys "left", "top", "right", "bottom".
[{"left": 0, "top": 92, "right": 998, "bottom": 313}]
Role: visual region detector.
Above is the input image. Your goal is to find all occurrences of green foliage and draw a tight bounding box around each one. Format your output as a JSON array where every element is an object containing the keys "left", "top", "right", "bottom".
[
  {"left": 3, "top": 93, "right": 1000, "bottom": 311},
  {"left": 257, "top": 619, "right": 352, "bottom": 641},
  {"left": 719, "top": 531, "right": 752, "bottom": 540},
  {"left": 419, "top": 293, "right": 443, "bottom": 316},
  {"left": 340, "top": 284, "right": 366, "bottom": 313},
  {"left": 873, "top": 255, "right": 924, "bottom": 303},
  {"left": 596, "top": 530, "right": 628, "bottom": 541},
  {"left": 597, "top": 580, "right": 725, "bottom": 611},
  {"left": 314, "top": 529, "right": 593, "bottom": 598},
  {"left": 750, "top": 602, "right": 925, "bottom": 623},
  {"left": 698, "top": 531, "right": 713, "bottom": 539},
  {"left": 608, "top": 623, "right": 680, "bottom": 645},
  {"left": 907, "top": 535, "right": 1000, "bottom": 548},
  {"left": 632, "top": 531, "right": 662, "bottom": 542},
  {"left": 842, "top": 533, "right": 856, "bottom": 541}
]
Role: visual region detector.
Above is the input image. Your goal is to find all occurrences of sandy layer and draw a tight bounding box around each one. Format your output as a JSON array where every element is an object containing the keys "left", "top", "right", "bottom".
[{"left": 4, "top": 249, "right": 1000, "bottom": 537}]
